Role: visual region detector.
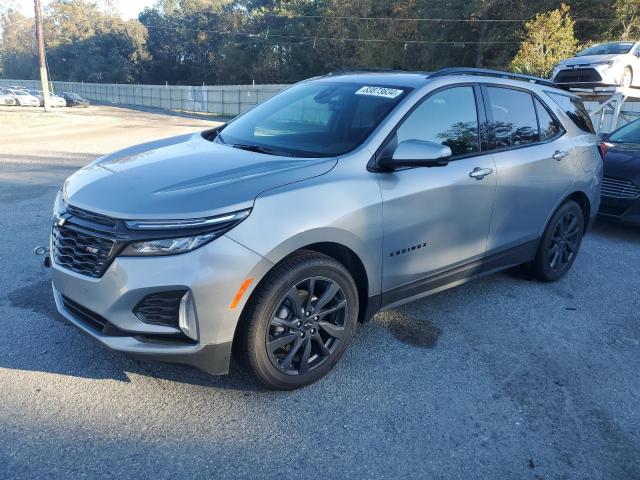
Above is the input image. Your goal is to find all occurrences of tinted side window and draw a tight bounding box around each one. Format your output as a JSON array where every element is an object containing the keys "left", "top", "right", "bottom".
[
  {"left": 535, "top": 99, "right": 561, "bottom": 141},
  {"left": 547, "top": 92, "right": 595, "bottom": 134},
  {"left": 486, "top": 87, "right": 538, "bottom": 148},
  {"left": 396, "top": 86, "right": 479, "bottom": 157}
]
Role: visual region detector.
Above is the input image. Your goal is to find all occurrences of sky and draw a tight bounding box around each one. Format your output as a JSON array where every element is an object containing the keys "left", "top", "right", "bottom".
[{"left": 17, "top": 0, "right": 156, "bottom": 20}]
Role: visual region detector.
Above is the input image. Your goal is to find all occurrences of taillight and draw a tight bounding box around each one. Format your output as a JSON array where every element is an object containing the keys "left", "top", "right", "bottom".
[{"left": 597, "top": 142, "right": 608, "bottom": 160}]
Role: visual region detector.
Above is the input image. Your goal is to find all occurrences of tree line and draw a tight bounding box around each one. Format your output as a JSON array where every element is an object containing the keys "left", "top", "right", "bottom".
[{"left": 0, "top": 0, "right": 638, "bottom": 85}]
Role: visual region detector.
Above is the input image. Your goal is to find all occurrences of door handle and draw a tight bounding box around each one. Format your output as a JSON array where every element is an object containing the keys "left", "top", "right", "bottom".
[
  {"left": 552, "top": 150, "right": 568, "bottom": 161},
  {"left": 469, "top": 167, "right": 494, "bottom": 180}
]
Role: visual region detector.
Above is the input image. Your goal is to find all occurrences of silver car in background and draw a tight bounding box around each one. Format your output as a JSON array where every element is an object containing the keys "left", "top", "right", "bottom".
[
  {"left": 50, "top": 68, "right": 603, "bottom": 390},
  {"left": 28, "top": 89, "right": 68, "bottom": 107},
  {"left": 552, "top": 41, "right": 640, "bottom": 88}
]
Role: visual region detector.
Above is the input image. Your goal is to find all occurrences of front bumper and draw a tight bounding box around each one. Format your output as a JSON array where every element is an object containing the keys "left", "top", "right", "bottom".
[
  {"left": 553, "top": 64, "right": 625, "bottom": 87},
  {"left": 599, "top": 196, "right": 640, "bottom": 226},
  {"left": 51, "top": 235, "right": 273, "bottom": 374}
]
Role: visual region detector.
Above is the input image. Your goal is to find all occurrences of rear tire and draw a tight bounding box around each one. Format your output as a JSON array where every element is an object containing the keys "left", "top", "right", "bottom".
[
  {"left": 528, "top": 200, "right": 584, "bottom": 282},
  {"left": 237, "top": 251, "right": 359, "bottom": 390}
]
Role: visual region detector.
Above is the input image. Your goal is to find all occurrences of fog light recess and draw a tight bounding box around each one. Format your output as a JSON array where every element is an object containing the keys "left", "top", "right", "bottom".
[{"left": 178, "top": 291, "right": 199, "bottom": 341}]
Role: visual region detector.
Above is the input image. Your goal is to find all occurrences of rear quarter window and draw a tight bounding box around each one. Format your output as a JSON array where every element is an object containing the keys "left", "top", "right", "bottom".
[{"left": 547, "top": 92, "right": 595, "bottom": 134}]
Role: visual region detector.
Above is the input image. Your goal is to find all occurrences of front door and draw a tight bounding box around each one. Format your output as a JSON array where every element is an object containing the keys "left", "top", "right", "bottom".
[{"left": 378, "top": 85, "right": 497, "bottom": 305}]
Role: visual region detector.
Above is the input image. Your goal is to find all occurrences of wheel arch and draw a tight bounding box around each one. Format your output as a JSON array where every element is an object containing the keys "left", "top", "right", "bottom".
[
  {"left": 297, "top": 242, "right": 371, "bottom": 323},
  {"left": 231, "top": 241, "right": 376, "bottom": 363},
  {"left": 544, "top": 190, "right": 591, "bottom": 236},
  {"left": 565, "top": 190, "right": 591, "bottom": 233}
]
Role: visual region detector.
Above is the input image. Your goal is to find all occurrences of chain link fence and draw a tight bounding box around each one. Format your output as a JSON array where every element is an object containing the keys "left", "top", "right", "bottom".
[{"left": 0, "top": 79, "right": 289, "bottom": 117}]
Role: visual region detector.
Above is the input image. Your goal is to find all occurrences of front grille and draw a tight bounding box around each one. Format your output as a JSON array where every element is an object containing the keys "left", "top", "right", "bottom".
[
  {"left": 601, "top": 176, "right": 640, "bottom": 199},
  {"left": 52, "top": 224, "right": 119, "bottom": 278},
  {"left": 133, "top": 290, "right": 186, "bottom": 327},
  {"left": 66, "top": 204, "right": 117, "bottom": 228},
  {"left": 554, "top": 68, "right": 602, "bottom": 83}
]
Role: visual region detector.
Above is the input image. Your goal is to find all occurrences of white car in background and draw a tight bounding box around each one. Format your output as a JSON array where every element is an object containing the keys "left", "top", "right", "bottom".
[
  {"left": 0, "top": 88, "right": 17, "bottom": 106},
  {"left": 552, "top": 41, "right": 640, "bottom": 88},
  {"left": 4, "top": 88, "right": 41, "bottom": 107},
  {"left": 29, "top": 89, "right": 68, "bottom": 107}
]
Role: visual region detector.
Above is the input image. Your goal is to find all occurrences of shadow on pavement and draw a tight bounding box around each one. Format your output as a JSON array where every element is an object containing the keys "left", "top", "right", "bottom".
[{"left": 4, "top": 277, "right": 262, "bottom": 392}]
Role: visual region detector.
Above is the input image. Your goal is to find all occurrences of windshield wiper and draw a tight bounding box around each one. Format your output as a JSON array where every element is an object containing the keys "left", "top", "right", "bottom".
[{"left": 232, "top": 143, "right": 295, "bottom": 157}]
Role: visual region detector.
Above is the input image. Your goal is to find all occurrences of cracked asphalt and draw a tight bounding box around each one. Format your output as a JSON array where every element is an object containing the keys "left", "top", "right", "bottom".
[{"left": 1, "top": 106, "right": 640, "bottom": 479}]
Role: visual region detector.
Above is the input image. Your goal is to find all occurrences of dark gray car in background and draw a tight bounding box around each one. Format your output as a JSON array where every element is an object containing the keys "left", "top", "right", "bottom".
[{"left": 49, "top": 68, "right": 602, "bottom": 389}]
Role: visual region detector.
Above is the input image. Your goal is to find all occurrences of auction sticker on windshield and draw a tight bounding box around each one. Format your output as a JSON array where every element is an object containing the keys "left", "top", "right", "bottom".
[{"left": 355, "top": 86, "right": 404, "bottom": 98}]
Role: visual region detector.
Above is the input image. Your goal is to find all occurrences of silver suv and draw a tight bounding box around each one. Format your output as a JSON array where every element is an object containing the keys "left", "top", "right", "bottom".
[{"left": 50, "top": 68, "right": 603, "bottom": 389}]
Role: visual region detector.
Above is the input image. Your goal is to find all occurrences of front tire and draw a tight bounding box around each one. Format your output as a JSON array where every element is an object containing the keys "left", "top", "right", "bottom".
[
  {"left": 528, "top": 200, "right": 584, "bottom": 282},
  {"left": 621, "top": 67, "right": 633, "bottom": 88},
  {"left": 237, "top": 251, "right": 359, "bottom": 390}
]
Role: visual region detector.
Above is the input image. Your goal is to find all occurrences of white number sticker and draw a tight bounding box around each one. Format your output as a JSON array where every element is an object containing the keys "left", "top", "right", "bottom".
[{"left": 355, "top": 86, "right": 404, "bottom": 99}]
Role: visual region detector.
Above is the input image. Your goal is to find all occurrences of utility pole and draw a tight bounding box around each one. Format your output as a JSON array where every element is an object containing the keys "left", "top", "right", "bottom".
[{"left": 34, "top": 0, "right": 51, "bottom": 112}]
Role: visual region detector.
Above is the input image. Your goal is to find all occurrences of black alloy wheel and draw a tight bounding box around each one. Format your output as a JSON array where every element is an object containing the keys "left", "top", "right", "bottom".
[
  {"left": 266, "top": 276, "right": 347, "bottom": 375},
  {"left": 548, "top": 211, "right": 581, "bottom": 273},
  {"left": 529, "top": 200, "right": 584, "bottom": 282},
  {"left": 237, "top": 251, "right": 359, "bottom": 390}
]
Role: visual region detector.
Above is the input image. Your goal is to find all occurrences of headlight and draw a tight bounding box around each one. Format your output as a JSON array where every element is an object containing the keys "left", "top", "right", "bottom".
[
  {"left": 121, "top": 234, "right": 216, "bottom": 256},
  {"left": 120, "top": 208, "right": 251, "bottom": 256},
  {"left": 53, "top": 189, "right": 66, "bottom": 218},
  {"left": 124, "top": 209, "right": 250, "bottom": 230}
]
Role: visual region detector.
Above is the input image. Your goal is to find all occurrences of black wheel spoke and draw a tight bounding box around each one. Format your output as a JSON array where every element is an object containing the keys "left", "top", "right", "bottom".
[
  {"left": 285, "top": 287, "right": 304, "bottom": 317},
  {"left": 280, "top": 336, "right": 303, "bottom": 370},
  {"left": 268, "top": 333, "right": 297, "bottom": 352},
  {"left": 318, "top": 320, "right": 344, "bottom": 339},
  {"left": 312, "top": 332, "right": 331, "bottom": 356},
  {"left": 298, "top": 337, "right": 312, "bottom": 374},
  {"left": 304, "top": 278, "right": 315, "bottom": 312},
  {"left": 318, "top": 299, "right": 347, "bottom": 319},
  {"left": 314, "top": 282, "right": 339, "bottom": 312},
  {"left": 271, "top": 317, "right": 298, "bottom": 329}
]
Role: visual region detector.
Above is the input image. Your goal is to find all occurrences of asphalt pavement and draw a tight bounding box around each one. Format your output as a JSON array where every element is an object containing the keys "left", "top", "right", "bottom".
[{"left": 1, "top": 106, "right": 639, "bottom": 479}]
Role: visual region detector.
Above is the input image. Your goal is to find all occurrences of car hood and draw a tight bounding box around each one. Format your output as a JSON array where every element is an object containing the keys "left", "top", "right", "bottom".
[
  {"left": 64, "top": 132, "right": 337, "bottom": 219},
  {"left": 603, "top": 143, "right": 640, "bottom": 178},
  {"left": 560, "top": 54, "right": 625, "bottom": 66}
]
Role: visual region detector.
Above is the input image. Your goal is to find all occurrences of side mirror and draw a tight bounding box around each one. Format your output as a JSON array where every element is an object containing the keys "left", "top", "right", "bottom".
[{"left": 379, "top": 140, "right": 452, "bottom": 169}]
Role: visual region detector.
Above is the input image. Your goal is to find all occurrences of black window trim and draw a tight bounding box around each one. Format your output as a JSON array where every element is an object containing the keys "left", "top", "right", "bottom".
[
  {"left": 479, "top": 83, "right": 566, "bottom": 155},
  {"left": 369, "top": 82, "right": 486, "bottom": 171}
]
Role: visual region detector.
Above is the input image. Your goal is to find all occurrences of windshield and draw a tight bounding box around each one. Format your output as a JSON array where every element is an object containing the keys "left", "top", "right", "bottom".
[
  {"left": 65, "top": 92, "right": 81, "bottom": 99},
  {"left": 217, "top": 81, "right": 412, "bottom": 157},
  {"left": 577, "top": 42, "right": 635, "bottom": 56},
  {"left": 609, "top": 120, "right": 640, "bottom": 144}
]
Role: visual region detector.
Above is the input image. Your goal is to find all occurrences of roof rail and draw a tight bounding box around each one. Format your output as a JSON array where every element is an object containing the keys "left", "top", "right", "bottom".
[
  {"left": 326, "top": 67, "right": 406, "bottom": 76},
  {"left": 428, "top": 68, "right": 556, "bottom": 88}
]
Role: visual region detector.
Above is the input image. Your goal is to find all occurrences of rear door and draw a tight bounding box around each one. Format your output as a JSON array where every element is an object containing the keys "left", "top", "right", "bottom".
[{"left": 481, "top": 85, "right": 576, "bottom": 257}]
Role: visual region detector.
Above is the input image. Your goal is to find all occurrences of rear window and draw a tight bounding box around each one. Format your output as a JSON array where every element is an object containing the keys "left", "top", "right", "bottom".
[{"left": 547, "top": 92, "right": 595, "bottom": 134}]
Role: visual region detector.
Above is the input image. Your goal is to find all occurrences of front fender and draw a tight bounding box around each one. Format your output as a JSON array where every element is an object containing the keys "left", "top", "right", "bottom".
[{"left": 226, "top": 162, "right": 384, "bottom": 295}]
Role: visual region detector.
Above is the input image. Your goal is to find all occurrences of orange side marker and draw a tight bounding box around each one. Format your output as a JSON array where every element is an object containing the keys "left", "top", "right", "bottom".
[{"left": 230, "top": 277, "right": 254, "bottom": 309}]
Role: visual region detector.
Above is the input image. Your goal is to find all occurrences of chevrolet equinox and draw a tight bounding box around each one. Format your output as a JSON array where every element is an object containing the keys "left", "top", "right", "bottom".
[{"left": 50, "top": 68, "right": 603, "bottom": 389}]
